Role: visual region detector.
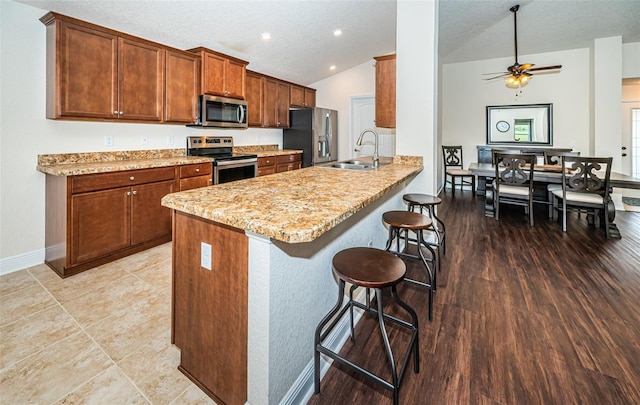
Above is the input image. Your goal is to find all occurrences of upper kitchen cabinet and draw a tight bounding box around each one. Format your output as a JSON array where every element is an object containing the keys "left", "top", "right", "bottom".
[
  {"left": 189, "top": 47, "right": 248, "bottom": 100},
  {"left": 374, "top": 54, "right": 396, "bottom": 128},
  {"left": 41, "top": 13, "right": 164, "bottom": 122},
  {"left": 289, "top": 84, "right": 316, "bottom": 108},
  {"left": 264, "top": 78, "right": 290, "bottom": 128},
  {"left": 245, "top": 70, "right": 264, "bottom": 127},
  {"left": 165, "top": 50, "right": 199, "bottom": 123}
]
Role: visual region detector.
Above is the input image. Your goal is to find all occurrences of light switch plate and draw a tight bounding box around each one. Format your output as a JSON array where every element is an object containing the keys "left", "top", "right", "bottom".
[
  {"left": 141, "top": 136, "right": 149, "bottom": 146},
  {"left": 201, "top": 242, "right": 212, "bottom": 270},
  {"left": 104, "top": 135, "right": 113, "bottom": 146}
]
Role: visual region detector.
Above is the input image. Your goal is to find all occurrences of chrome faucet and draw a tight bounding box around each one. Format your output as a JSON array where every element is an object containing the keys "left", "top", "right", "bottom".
[{"left": 354, "top": 129, "right": 380, "bottom": 168}]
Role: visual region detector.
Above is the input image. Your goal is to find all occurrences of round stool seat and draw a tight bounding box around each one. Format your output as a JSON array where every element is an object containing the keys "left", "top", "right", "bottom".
[
  {"left": 332, "top": 247, "right": 406, "bottom": 288},
  {"left": 403, "top": 193, "right": 441, "bottom": 207},
  {"left": 382, "top": 211, "right": 433, "bottom": 231}
]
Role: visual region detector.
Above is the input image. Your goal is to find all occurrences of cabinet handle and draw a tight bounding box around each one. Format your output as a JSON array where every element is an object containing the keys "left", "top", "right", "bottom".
[
  {"left": 114, "top": 111, "right": 118, "bottom": 114},
  {"left": 129, "top": 176, "right": 135, "bottom": 181},
  {"left": 127, "top": 191, "right": 131, "bottom": 196},
  {"left": 195, "top": 168, "right": 200, "bottom": 173},
  {"left": 132, "top": 190, "right": 138, "bottom": 195}
]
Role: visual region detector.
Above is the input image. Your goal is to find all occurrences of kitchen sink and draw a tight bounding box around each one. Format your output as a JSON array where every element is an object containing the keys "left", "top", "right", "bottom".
[{"left": 330, "top": 162, "right": 373, "bottom": 170}]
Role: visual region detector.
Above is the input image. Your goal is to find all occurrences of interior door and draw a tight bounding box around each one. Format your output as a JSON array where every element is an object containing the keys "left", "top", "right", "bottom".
[
  {"left": 622, "top": 102, "right": 640, "bottom": 176},
  {"left": 350, "top": 96, "right": 396, "bottom": 159}
]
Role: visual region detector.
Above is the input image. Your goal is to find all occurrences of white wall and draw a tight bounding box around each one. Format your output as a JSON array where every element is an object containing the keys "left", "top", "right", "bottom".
[
  {"left": 441, "top": 48, "right": 590, "bottom": 168},
  {"left": 622, "top": 42, "right": 640, "bottom": 78},
  {"left": 0, "top": 0, "right": 282, "bottom": 273}
]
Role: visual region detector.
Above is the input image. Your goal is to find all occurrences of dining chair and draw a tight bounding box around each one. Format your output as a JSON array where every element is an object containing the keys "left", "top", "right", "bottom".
[
  {"left": 493, "top": 152, "right": 536, "bottom": 226},
  {"left": 551, "top": 156, "right": 613, "bottom": 239},
  {"left": 545, "top": 150, "right": 581, "bottom": 217},
  {"left": 442, "top": 145, "right": 475, "bottom": 195}
]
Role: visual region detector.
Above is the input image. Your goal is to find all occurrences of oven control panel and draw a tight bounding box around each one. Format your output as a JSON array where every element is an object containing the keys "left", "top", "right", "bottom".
[{"left": 187, "top": 136, "right": 233, "bottom": 149}]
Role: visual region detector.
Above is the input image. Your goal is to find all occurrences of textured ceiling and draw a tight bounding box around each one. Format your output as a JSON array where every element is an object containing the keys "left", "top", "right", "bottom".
[{"left": 14, "top": 0, "right": 640, "bottom": 86}]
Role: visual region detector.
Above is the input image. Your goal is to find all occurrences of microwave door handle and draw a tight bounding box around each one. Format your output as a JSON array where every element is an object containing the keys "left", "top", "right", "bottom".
[{"left": 238, "top": 105, "right": 245, "bottom": 124}]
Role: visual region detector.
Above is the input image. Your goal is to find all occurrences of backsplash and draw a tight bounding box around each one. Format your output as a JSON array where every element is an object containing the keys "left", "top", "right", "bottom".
[{"left": 38, "top": 149, "right": 186, "bottom": 166}]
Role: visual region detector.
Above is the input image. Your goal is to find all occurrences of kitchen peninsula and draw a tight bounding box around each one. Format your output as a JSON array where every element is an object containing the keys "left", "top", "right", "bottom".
[{"left": 161, "top": 157, "right": 422, "bottom": 405}]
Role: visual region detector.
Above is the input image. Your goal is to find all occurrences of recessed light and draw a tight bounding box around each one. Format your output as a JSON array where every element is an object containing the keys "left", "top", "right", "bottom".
[
  {"left": 261, "top": 32, "right": 271, "bottom": 40},
  {"left": 333, "top": 29, "right": 342, "bottom": 36},
  {"left": 329, "top": 65, "right": 336, "bottom": 70}
]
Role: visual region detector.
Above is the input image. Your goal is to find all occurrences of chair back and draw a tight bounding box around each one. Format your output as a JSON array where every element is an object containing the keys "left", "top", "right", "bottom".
[
  {"left": 561, "top": 156, "right": 612, "bottom": 197},
  {"left": 442, "top": 145, "right": 464, "bottom": 169},
  {"left": 544, "top": 150, "right": 580, "bottom": 165},
  {"left": 494, "top": 152, "right": 535, "bottom": 193}
]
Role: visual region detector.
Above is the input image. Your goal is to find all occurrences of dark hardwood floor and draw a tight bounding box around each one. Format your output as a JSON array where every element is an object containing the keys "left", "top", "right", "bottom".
[{"left": 308, "top": 189, "right": 640, "bottom": 405}]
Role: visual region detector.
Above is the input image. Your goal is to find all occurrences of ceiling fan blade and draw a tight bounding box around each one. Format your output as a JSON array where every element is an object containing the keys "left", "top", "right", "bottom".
[
  {"left": 484, "top": 73, "right": 510, "bottom": 81},
  {"left": 527, "top": 65, "right": 562, "bottom": 72},
  {"left": 516, "top": 63, "right": 534, "bottom": 71}
]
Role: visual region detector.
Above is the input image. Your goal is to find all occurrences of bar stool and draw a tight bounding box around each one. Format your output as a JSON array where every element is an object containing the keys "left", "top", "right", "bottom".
[
  {"left": 382, "top": 211, "right": 436, "bottom": 321},
  {"left": 314, "top": 247, "right": 419, "bottom": 405},
  {"left": 402, "top": 193, "right": 446, "bottom": 271}
]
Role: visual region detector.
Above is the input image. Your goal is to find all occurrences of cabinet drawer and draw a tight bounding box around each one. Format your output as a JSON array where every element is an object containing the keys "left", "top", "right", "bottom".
[
  {"left": 72, "top": 166, "right": 176, "bottom": 194},
  {"left": 276, "top": 153, "right": 301, "bottom": 164},
  {"left": 257, "top": 166, "right": 276, "bottom": 176},
  {"left": 258, "top": 156, "right": 276, "bottom": 167},
  {"left": 276, "top": 162, "right": 301, "bottom": 173},
  {"left": 180, "top": 163, "right": 212, "bottom": 178}
]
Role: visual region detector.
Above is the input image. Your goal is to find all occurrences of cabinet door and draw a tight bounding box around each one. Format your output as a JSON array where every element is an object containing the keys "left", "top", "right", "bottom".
[
  {"left": 289, "top": 84, "right": 304, "bottom": 107},
  {"left": 58, "top": 21, "right": 118, "bottom": 119},
  {"left": 131, "top": 180, "right": 175, "bottom": 245},
  {"left": 374, "top": 55, "right": 396, "bottom": 128},
  {"left": 118, "top": 37, "right": 164, "bottom": 121},
  {"left": 304, "top": 88, "right": 316, "bottom": 108},
  {"left": 180, "top": 176, "right": 212, "bottom": 191},
  {"left": 263, "top": 78, "right": 278, "bottom": 127},
  {"left": 276, "top": 81, "right": 290, "bottom": 128},
  {"left": 225, "top": 59, "right": 246, "bottom": 99},
  {"left": 202, "top": 52, "right": 226, "bottom": 96},
  {"left": 71, "top": 187, "right": 130, "bottom": 265},
  {"left": 165, "top": 50, "right": 199, "bottom": 123},
  {"left": 245, "top": 72, "right": 264, "bottom": 127}
]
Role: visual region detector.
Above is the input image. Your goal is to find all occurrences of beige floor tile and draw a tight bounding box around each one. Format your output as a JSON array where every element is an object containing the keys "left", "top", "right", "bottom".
[
  {"left": 131, "top": 257, "right": 173, "bottom": 291},
  {"left": 119, "top": 242, "right": 172, "bottom": 274},
  {"left": 118, "top": 327, "right": 177, "bottom": 382},
  {"left": 0, "top": 304, "right": 81, "bottom": 370},
  {"left": 62, "top": 274, "right": 155, "bottom": 327},
  {"left": 54, "top": 365, "right": 149, "bottom": 404},
  {"left": 0, "top": 283, "right": 57, "bottom": 327},
  {"left": 0, "top": 332, "right": 112, "bottom": 404},
  {"left": 170, "top": 384, "right": 218, "bottom": 405},
  {"left": 133, "top": 360, "right": 193, "bottom": 405},
  {"left": 0, "top": 268, "right": 39, "bottom": 296},
  {"left": 31, "top": 262, "right": 130, "bottom": 303}
]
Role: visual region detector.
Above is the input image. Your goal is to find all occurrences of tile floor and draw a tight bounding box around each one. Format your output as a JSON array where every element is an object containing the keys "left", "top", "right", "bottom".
[{"left": 0, "top": 243, "right": 217, "bottom": 404}]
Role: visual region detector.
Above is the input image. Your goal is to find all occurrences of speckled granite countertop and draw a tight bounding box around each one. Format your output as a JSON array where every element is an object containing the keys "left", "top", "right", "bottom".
[
  {"left": 36, "top": 147, "right": 301, "bottom": 176},
  {"left": 36, "top": 149, "right": 212, "bottom": 176},
  {"left": 161, "top": 156, "right": 423, "bottom": 243}
]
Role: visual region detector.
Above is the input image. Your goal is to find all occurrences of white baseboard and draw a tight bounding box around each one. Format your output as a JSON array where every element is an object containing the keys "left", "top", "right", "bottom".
[
  {"left": 278, "top": 289, "right": 367, "bottom": 405},
  {"left": 0, "top": 249, "right": 45, "bottom": 276}
]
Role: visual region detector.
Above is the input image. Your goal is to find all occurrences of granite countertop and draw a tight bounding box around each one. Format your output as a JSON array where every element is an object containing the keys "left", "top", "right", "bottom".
[
  {"left": 161, "top": 157, "right": 423, "bottom": 243},
  {"left": 36, "top": 147, "right": 301, "bottom": 176}
]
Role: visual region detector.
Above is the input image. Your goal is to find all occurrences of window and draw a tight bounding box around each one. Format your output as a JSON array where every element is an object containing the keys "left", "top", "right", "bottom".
[
  {"left": 514, "top": 119, "right": 533, "bottom": 142},
  {"left": 633, "top": 109, "right": 640, "bottom": 178}
]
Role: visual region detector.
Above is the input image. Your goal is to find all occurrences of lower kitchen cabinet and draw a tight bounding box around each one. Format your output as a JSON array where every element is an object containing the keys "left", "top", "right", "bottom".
[
  {"left": 46, "top": 166, "right": 176, "bottom": 277},
  {"left": 179, "top": 162, "right": 212, "bottom": 190},
  {"left": 257, "top": 156, "right": 276, "bottom": 176},
  {"left": 276, "top": 153, "right": 302, "bottom": 173}
]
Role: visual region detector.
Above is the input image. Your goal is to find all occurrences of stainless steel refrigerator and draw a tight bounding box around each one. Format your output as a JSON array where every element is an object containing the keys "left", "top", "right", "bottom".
[{"left": 283, "top": 108, "right": 338, "bottom": 167}]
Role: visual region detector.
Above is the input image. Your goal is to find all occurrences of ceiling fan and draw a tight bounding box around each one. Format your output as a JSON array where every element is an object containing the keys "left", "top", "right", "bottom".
[{"left": 484, "top": 4, "right": 562, "bottom": 87}]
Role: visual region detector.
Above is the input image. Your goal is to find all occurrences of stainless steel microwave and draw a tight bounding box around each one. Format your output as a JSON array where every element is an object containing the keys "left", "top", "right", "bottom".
[{"left": 190, "top": 95, "right": 248, "bottom": 129}]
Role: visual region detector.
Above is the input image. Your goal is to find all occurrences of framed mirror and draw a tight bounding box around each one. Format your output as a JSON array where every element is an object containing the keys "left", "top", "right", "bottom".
[{"left": 486, "top": 103, "right": 553, "bottom": 145}]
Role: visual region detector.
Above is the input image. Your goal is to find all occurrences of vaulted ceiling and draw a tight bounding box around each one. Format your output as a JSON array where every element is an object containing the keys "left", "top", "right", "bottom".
[{"left": 15, "top": 0, "right": 640, "bottom": 85}]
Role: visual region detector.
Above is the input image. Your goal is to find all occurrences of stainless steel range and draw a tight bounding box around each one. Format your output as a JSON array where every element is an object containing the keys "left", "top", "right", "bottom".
[{"left": 186, "top": 136, "right": 257, "bottom": 184}]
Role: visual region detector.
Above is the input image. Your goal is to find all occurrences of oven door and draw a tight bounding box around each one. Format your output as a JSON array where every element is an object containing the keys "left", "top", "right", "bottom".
[{"left": 214, "top": 159, "right": 257, "bottom": 184}]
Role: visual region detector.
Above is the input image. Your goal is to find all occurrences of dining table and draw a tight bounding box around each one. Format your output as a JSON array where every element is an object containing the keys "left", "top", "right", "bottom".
[{"left": 469, "top": 162, "right": 640, "bottom": 238}]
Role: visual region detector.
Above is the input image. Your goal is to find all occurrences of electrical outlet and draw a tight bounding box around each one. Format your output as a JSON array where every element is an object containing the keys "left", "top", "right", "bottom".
[
  {"left": 167, "top": 135, "right": 174, "bottom": 146},
  {"left": 104, "top": 135, "right": 113, "bottom": 146},
  {"left": 201, "top": 242, "right": 212, "bottom": 270},
  {"left": 141, "top": 136, "right": 149, "bottom": 146}
]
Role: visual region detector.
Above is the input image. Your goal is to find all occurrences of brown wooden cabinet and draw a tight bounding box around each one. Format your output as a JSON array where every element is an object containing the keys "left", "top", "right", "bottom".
[
  {"left": 374, "top": 54, "right": 396, "bottom": 128},
  {"left": 264, "top": 78, "right": 290, "bottom": 128},
  {"left": 245, "top": 71, "right": 264, "bottom": 127},
  {"left": 45, "top": 166, "right": 177, "bottom": 277},
  {"left": 189, "top": 47, "right": 248, "bottom": 100},
  {"left": 179, "top": 163, "right": 212, "bottom": 190},
  {"left": 289, "top": 84, "right": 316, "bottom": 108},
  {"left": 41, "top": 13, "right": 164, "bottom": 122},
  {"left": 276, "top": 153, "right": 302, "bottom": 173},
  {"left": 257, "top": 156, "right": 277, "bottom": 176},
  {"left": 165, "top": 50, "right": 199, "bottom": 123}
]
